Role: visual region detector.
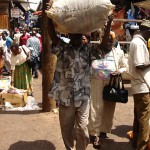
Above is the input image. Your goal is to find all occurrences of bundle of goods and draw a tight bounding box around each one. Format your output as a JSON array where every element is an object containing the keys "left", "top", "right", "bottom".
[
  {"left": 92, "top": 59, "right": 116, "bottom": 80},
  {"left": 0, "top": 86, "right": 27, "bottom": 107},
  {"left": 46, "top": 0, "right": 115, "bottom": 33}
]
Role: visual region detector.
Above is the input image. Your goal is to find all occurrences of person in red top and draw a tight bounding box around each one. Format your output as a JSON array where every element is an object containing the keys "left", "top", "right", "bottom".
[{"left": 19, "top": 29, "right": 30, "bottom": 46}]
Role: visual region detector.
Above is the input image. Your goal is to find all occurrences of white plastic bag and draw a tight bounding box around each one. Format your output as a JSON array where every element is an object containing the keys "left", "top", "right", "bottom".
[{"left": 46, "top": 0, "right": 115, "bottom": 33}]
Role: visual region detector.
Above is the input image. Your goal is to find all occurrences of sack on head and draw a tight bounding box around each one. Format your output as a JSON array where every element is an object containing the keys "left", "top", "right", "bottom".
[{"left": 46, "top": 0, "right": 115, "bottom": 34}]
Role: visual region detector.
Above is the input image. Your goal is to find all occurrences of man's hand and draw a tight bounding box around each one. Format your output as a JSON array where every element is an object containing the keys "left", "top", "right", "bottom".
[
  {"left": 46, "top": 0, "right": 52, "bottom": 10},
  {"left": 110, "top": 71, "right": 120, "bottom": 76},
  {"left": 46, "top": 3, "right": 51, "bottom": 10}
]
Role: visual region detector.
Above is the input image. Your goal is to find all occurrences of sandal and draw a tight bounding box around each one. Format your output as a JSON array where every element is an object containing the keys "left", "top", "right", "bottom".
[
  {"left": 100, "top": 132, "right": 108, "bottom": 138},
  {"left": 93, "top": 136, "right": 101, "bottom": 149},
  {"left": 89, "top": 134, "right": 95, "bottom": 143}
]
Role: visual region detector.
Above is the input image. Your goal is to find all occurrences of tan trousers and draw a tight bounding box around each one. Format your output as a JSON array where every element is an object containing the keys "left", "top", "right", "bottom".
[
  {"left": 88, "top": 78, "right": 116, "bottom": 136},
  {"left": 59, "top": 100, "right": 90, "bottom": 150},
  {"left": 133, "top": 93, "right": 150, "bottom": 150}
]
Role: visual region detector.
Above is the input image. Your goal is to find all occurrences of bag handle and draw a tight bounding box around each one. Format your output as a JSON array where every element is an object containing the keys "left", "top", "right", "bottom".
[
  {"left": 117, "top": 74, "right": 125, "bottom": 90},
  {"left": 109, "top": 74, "right": 117, "bottom": 88},
  {"left": 22, "top": 46, "right": 28, "bottom": 57}
]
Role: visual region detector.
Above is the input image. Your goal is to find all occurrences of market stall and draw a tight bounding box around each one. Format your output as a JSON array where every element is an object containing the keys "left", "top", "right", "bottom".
[{"left": 0, "top": 76, "right": 40, "bottom": 111}]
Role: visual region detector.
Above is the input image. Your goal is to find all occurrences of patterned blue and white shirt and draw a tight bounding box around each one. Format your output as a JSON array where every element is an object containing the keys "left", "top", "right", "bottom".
[
  {"left": 48, "top": 40, "right": 100, "bottom": 107},
  {"left": 26, "top": 36, "right": 40, "bottom": 61}
]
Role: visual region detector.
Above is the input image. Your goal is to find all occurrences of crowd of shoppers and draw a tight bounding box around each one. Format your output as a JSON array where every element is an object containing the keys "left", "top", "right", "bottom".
[
  {"left": 0, "top": 28, "right": 42, "bottom": 95},
  {"left": 0, "top": 8, "right": 150, "bottom": 150}
]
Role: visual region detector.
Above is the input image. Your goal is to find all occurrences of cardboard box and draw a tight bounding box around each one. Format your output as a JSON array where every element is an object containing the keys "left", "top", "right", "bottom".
[{"left": 1, "top": 92, "right": 27, "bottom": 107}]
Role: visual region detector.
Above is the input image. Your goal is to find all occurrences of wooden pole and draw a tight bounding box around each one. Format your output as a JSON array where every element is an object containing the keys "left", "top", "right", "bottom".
[
  {"left": 113, "top": 19, "right": 143, "bottom": 22},
  {"left": 41, "top": 0, "right": 56, "bottom": 112}
]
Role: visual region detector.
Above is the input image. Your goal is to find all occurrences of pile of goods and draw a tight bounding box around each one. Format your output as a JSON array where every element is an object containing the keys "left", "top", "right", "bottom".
[{"left": 0, "top": 86, "right": 27, "bottom": 108}]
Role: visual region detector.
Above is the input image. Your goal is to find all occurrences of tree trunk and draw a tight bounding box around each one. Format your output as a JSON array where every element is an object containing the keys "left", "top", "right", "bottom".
[{"left": 41, "top": 0, "right": 56, "bottom": 112}]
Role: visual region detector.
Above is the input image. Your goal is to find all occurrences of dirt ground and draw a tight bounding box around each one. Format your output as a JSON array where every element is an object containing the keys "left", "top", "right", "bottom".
[{"left": 0, "top": 73, "right": 135, "bottom": 150}]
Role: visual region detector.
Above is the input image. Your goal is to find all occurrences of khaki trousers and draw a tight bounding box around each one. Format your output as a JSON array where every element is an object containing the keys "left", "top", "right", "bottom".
[
  {"left": 133, "top": 93, "right": 150, "bottom": 150},
  {"left": 59, "top": 100, "right": 90, "bottom": 150},
  {"left": 88, "top": 78, "right": 116, "bottom": 136}
]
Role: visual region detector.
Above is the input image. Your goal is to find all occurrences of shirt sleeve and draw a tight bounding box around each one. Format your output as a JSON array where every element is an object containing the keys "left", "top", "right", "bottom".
[{"left": 133, "top": 43, "right": 147, "bottom": 66}]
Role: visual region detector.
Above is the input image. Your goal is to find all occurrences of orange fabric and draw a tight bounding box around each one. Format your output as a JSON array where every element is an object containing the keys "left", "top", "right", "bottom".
[
  {"left": 33, "top": 11, "right": 42, "bottom": 16},
  {"left": 127, "top": 131, "right": 133, "bottom": 139},
  {"left": 112, "top": 8, "right": 125, "bottom": 41}
]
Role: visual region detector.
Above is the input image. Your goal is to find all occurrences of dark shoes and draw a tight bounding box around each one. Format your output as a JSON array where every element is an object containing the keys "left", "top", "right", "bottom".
[
  {"left": 100, "top": 132, "right": 108, "bottom": 138},
  {"left": 33, "top": 75, "right": 38, "bottom": 78},
  {"left": 89, "top": 135, "right": 95, "bottom": 143},
  {"left": 93, "top": 136, "right": 101, "bottom": 149},
  {"left": 89, "top": 135, "right": 101, "bottom": 149}
]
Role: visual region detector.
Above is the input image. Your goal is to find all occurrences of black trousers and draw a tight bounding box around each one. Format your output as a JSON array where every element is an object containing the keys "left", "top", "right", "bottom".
[{"left": 31, "top": 57, "right": 39, "bottom": 77}]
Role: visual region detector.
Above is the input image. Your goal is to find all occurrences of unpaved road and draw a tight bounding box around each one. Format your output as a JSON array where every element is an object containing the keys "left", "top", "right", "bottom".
[{"left": 0, "top": 73, "right": 135, "bottom": 150}]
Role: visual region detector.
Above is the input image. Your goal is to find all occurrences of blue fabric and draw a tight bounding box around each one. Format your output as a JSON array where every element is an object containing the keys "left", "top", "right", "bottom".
[{"left": 6, "top": 37, "right": 13, "bottom": 48}]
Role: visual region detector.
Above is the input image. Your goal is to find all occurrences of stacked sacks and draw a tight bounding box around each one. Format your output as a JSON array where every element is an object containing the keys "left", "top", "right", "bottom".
[{"left": 46, "top": 0, "right": 115, "bottom": 34}]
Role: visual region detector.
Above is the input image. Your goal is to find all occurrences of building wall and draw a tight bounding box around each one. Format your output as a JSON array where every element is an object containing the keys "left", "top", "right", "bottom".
[{"left": 0, "top": 2, "right": 9, "bottom": 29}]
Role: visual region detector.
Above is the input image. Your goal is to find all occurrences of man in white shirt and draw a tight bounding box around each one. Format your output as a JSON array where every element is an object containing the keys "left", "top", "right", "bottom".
[
  {"left": 13, "top": 28, "right": 22, "bottom": 45},
  {"left": 128, "top": 20, "right": 150, "bottom": 150}
]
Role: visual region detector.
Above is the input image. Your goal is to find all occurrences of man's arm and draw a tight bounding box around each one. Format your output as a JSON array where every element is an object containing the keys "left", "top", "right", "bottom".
[
  {"left": 136, "top": 62, "right": 150, "bottom": 70},
  {"left": 11, "top": 70, "right": 14, "bottom": 86},
  {"left": 46, "top": 1, "right": 59, "bottom": 46},
  {"left": 100, "top": 13, "right": 114, "bottom": 48},
  {"left": 47, "top": 18, "right": 59, "bottom": 45}
]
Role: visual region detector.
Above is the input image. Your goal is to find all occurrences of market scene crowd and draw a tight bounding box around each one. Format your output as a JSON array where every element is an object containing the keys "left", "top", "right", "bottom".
[{"left": 0, "top": 0, "right": 150, "bottom": 150}]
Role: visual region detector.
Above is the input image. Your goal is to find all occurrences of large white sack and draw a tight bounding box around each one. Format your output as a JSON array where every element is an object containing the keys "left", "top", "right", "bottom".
[{"left": 46, "top": 0, "right": 115, "bottom": 34}]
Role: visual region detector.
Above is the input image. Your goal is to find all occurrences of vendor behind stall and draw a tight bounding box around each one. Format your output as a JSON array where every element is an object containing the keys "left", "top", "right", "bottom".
[{"left": 10, "top": 43, "right": 32, "bottom": 95}]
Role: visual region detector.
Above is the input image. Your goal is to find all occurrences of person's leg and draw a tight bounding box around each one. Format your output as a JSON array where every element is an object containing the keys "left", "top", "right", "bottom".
[
  {"left": 88, "top": 79, "right": 105, "bottom": 148},
  {"left": 75, "top": 100, "right": 90, "bottom": 150},
  {"left": 34, "top": 57, "right": 39, "bottom": 78},
  {"left": 88, "top": 79, "right": 104, "bottom": 137},
  {"left": 59, "top": 103, "right": 75, "bottom": 150},
  {"left": 32, "top": 58, "right": 38, "bottom": 78},
  {"left": 133, "top": 93, "right": 150, "bottom": 150},
  {"left": 132, "top": 105, "right": 139, "bottom": 148}
]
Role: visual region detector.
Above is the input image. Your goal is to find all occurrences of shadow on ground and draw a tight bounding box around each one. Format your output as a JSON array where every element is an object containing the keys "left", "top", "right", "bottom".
[
  {"left": 8, "top": 140, "right": 56, "bottom": 150},
  {"left": 111, "top": 125, "right": 133, "bottom": 138},
  {"left": 99, "top": 138, "right": 134, "bottom": 150},
  {"left": 97, "top": 125, "right": 134, "bottom": 150},
  {"left": 0, "top": 110, "right": 42, "bottom": 115}
]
